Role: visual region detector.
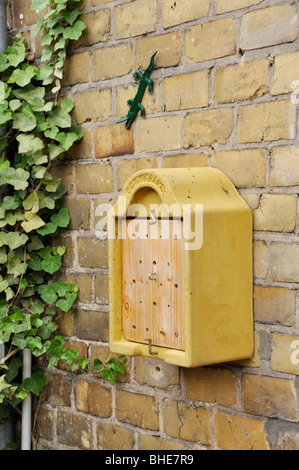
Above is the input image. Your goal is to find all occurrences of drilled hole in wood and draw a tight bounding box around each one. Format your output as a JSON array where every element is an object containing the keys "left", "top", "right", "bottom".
[
  {"left": 139, "top": 260, "right": 142, "bottom": 264},
  {"left": 160, "top": 282, "right": 163, "bottom": 286},
  {"left": 140, "top": 300, "right": 142, "bottom": 304},
  {"left": 146, "top": 327, "right": 149, "bottom": 332},
  {"left": 167, "top": 262, "right": 170, "bottom": 266},
  {"left": 174, "top": 283, "right": 178, "bottom": 288},
  {"left": 156, "top": 366, "right": 161, "bottom": 372},
  {"left": 168, "top": 304, "right": 171, "bottom": 308},
  {"left": 153, "top": 260, "right": 156, "bottom": 265},
  {"left": 132, "top": 325, "right": 136, "bottom": 330},
  {"left": 153, "top": 301, "right": 157, "bottom": 307},
  {"left": 132, "top": 279, "right": 136, "bottom": 283}
]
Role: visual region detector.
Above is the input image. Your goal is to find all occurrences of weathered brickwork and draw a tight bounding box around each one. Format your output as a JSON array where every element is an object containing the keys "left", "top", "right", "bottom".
[{"left": 7, "top": 0, "right": 299, "bottom": 450}]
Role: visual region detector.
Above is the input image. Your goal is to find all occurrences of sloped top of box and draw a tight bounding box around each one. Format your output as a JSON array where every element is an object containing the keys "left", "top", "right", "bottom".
[{"left": 114, "top": 167, "right": 250, "bottom": 217}]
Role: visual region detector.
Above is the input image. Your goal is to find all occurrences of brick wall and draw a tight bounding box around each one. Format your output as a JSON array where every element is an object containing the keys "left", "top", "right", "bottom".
[{"left": 7, "top": 0, "right": 299, "bottom": 450}]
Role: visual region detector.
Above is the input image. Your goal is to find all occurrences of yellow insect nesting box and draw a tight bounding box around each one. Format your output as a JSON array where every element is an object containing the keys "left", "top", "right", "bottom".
[{"left": 108, "top": 168, "right": 253, "bottom": 368}]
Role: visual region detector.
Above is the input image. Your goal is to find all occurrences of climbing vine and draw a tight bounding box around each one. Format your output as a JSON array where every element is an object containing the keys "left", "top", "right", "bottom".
[{"left": 0, "top": 0, "right": 124, "bottom": 427}]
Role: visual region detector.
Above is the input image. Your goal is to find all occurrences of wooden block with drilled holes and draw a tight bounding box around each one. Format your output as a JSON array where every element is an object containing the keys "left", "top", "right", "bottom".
[{"left": 122, "top": 218, "right": 185, "bottom": 351}]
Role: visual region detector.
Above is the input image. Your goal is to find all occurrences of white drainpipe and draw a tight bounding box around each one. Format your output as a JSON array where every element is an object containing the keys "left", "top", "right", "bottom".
[
  {"left": 0, "top": 2, "right": 32, "bottom": 450},
  {"left": 21, "top": 349, "right": 32, "bottom": 450}
]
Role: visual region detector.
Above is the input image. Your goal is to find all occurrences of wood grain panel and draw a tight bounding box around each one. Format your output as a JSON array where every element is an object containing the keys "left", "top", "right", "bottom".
[{"left": 122, "top": 219, "right": 185, "bottom": 350}]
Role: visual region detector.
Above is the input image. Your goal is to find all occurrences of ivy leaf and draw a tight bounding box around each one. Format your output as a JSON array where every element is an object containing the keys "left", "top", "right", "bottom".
[
  {"left": 93, "top": 358, "right": 103, "bottom": 371},
  {"left": 6, "top": 232, "right": 28, "bottom": 250},
  {"left": 47, "top": 99, "right": 74, "bottom": 128},
  {"left": 8, "top": 65, "right": 36, "bottom": 87},
  {"left": 63, "top": 20, "right": 86, "bottom": 40},
  {"left": 37, "top": 221, "right": 57, "bottom": 236},
  {"left": 2, "top": 168, "right": 30, "bottom": 190},
  {"left": 0, "top": 247, "right": 7, "bottom": 264},
  {"left": 12, "top": 85, "right": 46, "bottom": 111},
  {"left": 50, "top": 208, "right": 70, "bottom": 228},
  {"left": 31, "top": 0, "right": 50, "bottom": 12},
  {"left": 27, "top": 252, "right": 42, "bottom": 271},
  {"left": 56, "top": 292, "right": 77, "bottom": 312},
  {"left": 17, "top": 133, "right": 44, "bottom": 154},
  {"left": 63, "top": 8, "right": 81, "bottom": 26},
  {"left": 55, "top": 131, "right": 79, "bottom": 151},
  {"left": 6, "top": 41, "right": 26, "bottom": 67},
  {"left": 41, "top": 255, "right": 62, "bottom": 274},
  {"left": 0, "top": 278, "right": 9, "bottom": 293},
  {"left": 23, "top": 192, "right": 40, "bottom": 214},
  {"left": 38, "top": 284, "right": 58, "bottom": 304},
  {"left": 1, "top": 195, "right": 21, "bottom": 211},
  {"left": 21, "top": 211, "right": 45, "bottom": 233},
  {"left": 12, "top": 112, "right": 37, "bottom": 132},
  {"left": 22, "top": 368, "right": 46, "bottom": 396},
  {"left": 41, "top": 47, "right": 53, "bottom": 63}
]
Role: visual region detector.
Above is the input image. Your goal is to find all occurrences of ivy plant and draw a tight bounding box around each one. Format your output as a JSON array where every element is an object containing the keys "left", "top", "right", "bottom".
[{"left": 0, "top": 0, "right": 125, "bottom": 424}]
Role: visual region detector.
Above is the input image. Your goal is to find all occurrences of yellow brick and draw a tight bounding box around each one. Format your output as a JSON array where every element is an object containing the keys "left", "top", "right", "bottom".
[
  {"left": 136, "top": 32, "right": 181, "bottom": 68},
  {"left": 94, "top": 124, "right": 134, "bottom": 159},
  {"left": 135, "top": 116, "right": 180, "bottom": 153},
  {"left": 66, "top": 128, "right": 92, "bottom": 160},
  {"left": 163, "top": 399, "right": 211, "bottom": 445},
  {"left": 76, "top": 163, "right": 113, "bottom": 194},
  {"left": 134, "top": 357, "right": 179, "bottom": 389},
  {"left": 271, "top": 52, "right": 299, "bottom": 96},
  {"left": 63, "top": 52, "right": 90, "bottom": 86},
  {"left": 185, "top": 19, "right": 236, "bottom": 63},
  {"left": 253, "top": 194, "right": 297, "bottom": 232},
  {"left": 76, "top": 10, "right": 110, "bottom": 47},
  {"left": 238, "top": 101, "right": 296, "bottom": 143},
  {"left": 77, "top": 237, "right": 108, "bottom": 268},
  {"left": 74, "top": 310, "right": 109, "bottom": 342},
  {"left": 269, "top": 146, "right": 299, "bottom": 187},
  {"left": 183, "top": 108, "right": 234, "bottom": 148},
  {"left": 63, "top": 198, "right": 90, "bottom": 231},
  {"left": 97, "top": 422, "right": 134, "bottom": 450},
  {"left": 277, "top": 434, "right": 299, "bottom": 451},
  {"left": 75, "top": 379, "right": 112, "bottom": 418},
  {"left": 184, "top": 367, "right": 236, "bottom": 405},
  {"left": 254, "top": 286, "right": 296, "bottom": 326},
  {"left": 163, "top": 71, "right": 209, "bottom": 111},
  {"left": 214, "top": 0, "right": 263, "bottom": 14},
  {"left": 116, "top": 389, "right": 159, "bottom": 431},
  {"left": 92, "top": 44, "right": 132, "bottom": 81},
  {"left": 212, "top": 149, "right": 266, "bottom": 189},
  {"left": 114, "top": 0, "right": 157, "bottom": 39},
  {"left": 91, "top": 0, "right": 112, "bottom": 4},
  {"left": 253, "top": 240, "right": 268, "bottom": 279},
  {"left": 242, "top": 374, "right": 298, "bottom": 421},
  {"left": 240, "top": 4, "right": 299, "bottom": 51},
  {"left": 161, "top": 0, "right": 211, "bottom": 28},
  {"left": 214, "top": 59, "right": 269, "bottom": 103},
  {"left": 162, "top": 154, "right": 208, "bottom": 168},
  {"left": 117, "top": 84, "right": 159, "bottom": 119},
  {"left": 116, "top": 157, "right": 157, "bottom": 190},
  {"left": 241, "top": 194, "right": 260, "bottom": 211},
  {"left": 139, "top": 435, "right": 183, "bottom": 451},
  {"left": 215, "top": 412, "right": 269, "bottom": 450},
  {"left": 271, "top": 333, "right": 299, "bottom": 376},
  {"left": 12, "top": 0, "right": 44, "bottom": 27},
  {"left": 271, "top": 243, "right": 299, "bottom": 283},
  {"left": 74, "top": 89, "right": 112, "bottom": 124}
]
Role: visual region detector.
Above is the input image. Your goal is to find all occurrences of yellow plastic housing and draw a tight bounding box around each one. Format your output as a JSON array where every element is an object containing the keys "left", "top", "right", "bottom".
[{"left": 108, "top": 168, "right": 253, "bottom": 368}]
